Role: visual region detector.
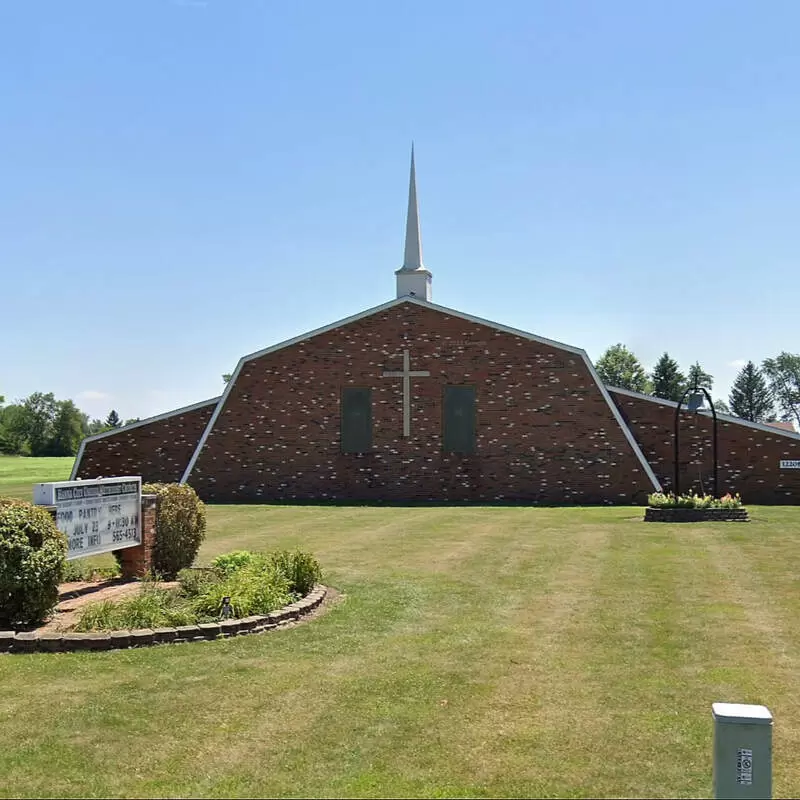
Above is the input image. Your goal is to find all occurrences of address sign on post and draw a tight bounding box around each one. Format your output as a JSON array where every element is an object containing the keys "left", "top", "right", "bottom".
[
  {"left": 34, "top": 476, "right": 142, "bottom": 561},
  {"left": 779, "top": 460, "right": 800, "bottom": 469}
]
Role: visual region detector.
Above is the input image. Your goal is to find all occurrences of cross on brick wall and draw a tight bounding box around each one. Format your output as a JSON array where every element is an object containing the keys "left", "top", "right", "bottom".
[{"left": 381, "top": 349, "right": 431, "bottom": 437}]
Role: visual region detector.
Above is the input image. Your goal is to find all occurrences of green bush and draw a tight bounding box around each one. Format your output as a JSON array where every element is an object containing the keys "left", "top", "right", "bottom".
[
  {"left": 143, "top": 483, "right": 207, "bottom": 579},
  {"left": 76, "top": 580, "right": 197, "bottom": 631},
  {"left": 210, "top": 548, "right": 321, "bottom": 595},
  {"left": 192, "top": 560, "right": 293, "bottom": 618},
  {"left": 210, "top": 550, "right": 258, "bottom": 576},
  {"left": 0, "top": 499, "right": 67, "bottom": 626},
  {"left": 177, "top": 567, "right": 218, "bottom": 597},
  {"left": 269, "top": 549, "right": 321, "bottom": 595}
]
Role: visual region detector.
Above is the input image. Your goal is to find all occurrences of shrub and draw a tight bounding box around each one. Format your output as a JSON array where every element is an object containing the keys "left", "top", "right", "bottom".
[
  {"left": 0, "top": 499, "right": 67, "bottom": 626},
  {"left": 192, "top": 560, "right": 293, "bottom": 618},
  {"left": 269, "top": 549, "right": 321, "bottom": 595},
  {"left": 210, "top": 550, "right": 259, "bottom": 576},
  {"left": 75, "top": 580, "right": 196, "bottom": 631},
  {"left": 177, "top": 566, "right": 219, "bottom": 597},
  {"left": 143, "top": 483, "right": 206, "bottom": 579},
  {"left": 209, "top": 548, "right": 322, "bottom": 595}
]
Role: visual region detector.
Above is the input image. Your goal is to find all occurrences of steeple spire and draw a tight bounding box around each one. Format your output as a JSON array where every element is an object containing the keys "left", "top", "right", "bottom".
[
  {"left": 395, "top": 144, "right": 432, "bottom": 301},
  {"left": 403, "top": 143, "right": 424, "bottom": 270}
]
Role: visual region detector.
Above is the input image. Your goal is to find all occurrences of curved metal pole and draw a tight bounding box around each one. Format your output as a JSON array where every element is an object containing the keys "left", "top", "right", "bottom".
[
  {"left": 701, "top": 387, "right": 718, "bottom": 498},
  {"left": 673, "top": 385, "right": 719, "bottom": 498},
  {"left": 674, "top": 387, "right": 691, "bottom": 497}
]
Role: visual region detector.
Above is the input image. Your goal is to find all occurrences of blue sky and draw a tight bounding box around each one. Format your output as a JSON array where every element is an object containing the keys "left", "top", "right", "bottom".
[{"left": 2, "top": 0, "right": 798, "bottom": 421}]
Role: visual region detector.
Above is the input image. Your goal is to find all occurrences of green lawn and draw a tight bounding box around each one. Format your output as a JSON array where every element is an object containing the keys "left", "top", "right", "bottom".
[
  {"left": 0, "top": 455, "right": 74, "bottom": 500},
  {"left": 1, "top": 461, "right": 800, "bottom": 797}
]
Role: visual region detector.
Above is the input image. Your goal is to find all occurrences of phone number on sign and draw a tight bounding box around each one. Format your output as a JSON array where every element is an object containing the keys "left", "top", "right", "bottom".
[{"left": 112, "top": 528, "right": 139, "bottom": 543}]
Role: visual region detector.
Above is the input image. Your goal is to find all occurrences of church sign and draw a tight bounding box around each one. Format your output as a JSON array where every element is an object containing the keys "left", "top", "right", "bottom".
[
  {"left": 34, "top": 476, "right": 142, "bottom": 560},
  {"left": 779, "top": 460, "right": 800, "bottom": 469}
]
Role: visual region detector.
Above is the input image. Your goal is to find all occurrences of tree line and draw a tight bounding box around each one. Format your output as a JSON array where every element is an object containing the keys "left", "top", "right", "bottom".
[
  {"left": 0, "top": 393, "right": 139, "bottom": 457},
  {"left": 594, "top": 346, "right": 800, "bottom": 427}
]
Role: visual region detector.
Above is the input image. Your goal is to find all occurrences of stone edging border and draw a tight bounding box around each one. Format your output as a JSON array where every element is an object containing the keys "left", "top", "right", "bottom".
[
  {"left": 1, "top": 585, "right": 328, "bottom": 655},
  {"left": 644, "top": 507, "right": 750, "bottom": 523}
]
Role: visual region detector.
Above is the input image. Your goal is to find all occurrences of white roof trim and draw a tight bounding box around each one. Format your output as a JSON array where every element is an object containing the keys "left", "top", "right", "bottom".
[
  {"left": 609, "top": 386, "right": 800, "bottom": 443},
  {"left": 70, "top": 396, "right": 221, "bottom": 480},
  {"left": 181, "top": 297, "right": 662, "bottom": 492}
]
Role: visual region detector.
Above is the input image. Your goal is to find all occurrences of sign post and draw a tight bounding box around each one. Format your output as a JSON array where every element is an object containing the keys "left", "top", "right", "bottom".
[
  {"left": 34, "top": 477, "right": 142, "bottom": 561},
  {"left": 712, "top": 702, "right": 772, "bottom": 799}
]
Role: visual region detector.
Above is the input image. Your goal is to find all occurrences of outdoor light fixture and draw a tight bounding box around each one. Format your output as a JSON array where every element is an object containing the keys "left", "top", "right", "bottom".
[
  {"left": 674, "top": 384, "right": 719, "bottom": 498},
  {"left": 686, "top": 391, "right": 705, "bottom": 413}
]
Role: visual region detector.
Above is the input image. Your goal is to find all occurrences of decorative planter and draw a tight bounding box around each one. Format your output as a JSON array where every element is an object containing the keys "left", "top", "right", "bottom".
[
  {"left": 644, "top": 507, "right": 749, "bottom": 523},
  {"left": 0, "top": 585, "right": 328, "bottom": 655}
]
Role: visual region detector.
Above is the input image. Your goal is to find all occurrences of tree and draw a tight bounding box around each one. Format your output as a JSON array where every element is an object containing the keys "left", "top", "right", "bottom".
[
  {"left": 105, "top": 409, "right": 121, "bottom": 428},
  {"left": 687, "top": 361, "right": 714, "bottom": 391},
  {"left": 123, "top": 418, "right": 140, "bottom": 426},
  {"left": 86, "top": 418, "right": 107, "bottom": 435},
  {"left": 762, "top": 352, "right": 800, "bottom": 427},
  {"left": 49, "top": 400, "right": 85, "bottom": 456},
  {"left": 0, "top": 404, "right": 29, "bottom": 454},
  {"left": 728, "top": 361, "right": 774, "bottom": 422},
  {"left": 686, "top": 361, "right": 714, "bottom": 392},
  {"left": 713, "top": 399, "right": 731, "bottom": 414},
  {"left": 222, "top": 373, "right": 232, "bottom": 384},
  {"left": 23, "top": 392, "right": 58, "bottom": 456},
  {"left": 594, "top": 344, "right": 650, "bottom": 393},
  {"left": 650, "top": 353, "right": 686, "bottom": 401}
]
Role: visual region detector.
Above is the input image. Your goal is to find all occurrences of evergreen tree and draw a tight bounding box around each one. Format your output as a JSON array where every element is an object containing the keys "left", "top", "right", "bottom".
[
  {"left": 713, "top": 399, "right": 731, "bottom": 414},
  {"left": 105, "top": 409, "right": 121, "bottom": 428},
  {"left": 594, "top": 344, "right": 650, "bottom": 392},
  {"left": 687, "top": 361, "right": 713, "bottom": 391},
  {"left": 650, "top": 353, "right": 686, "bottom": 401},
  {"left": 728, "top": 361, "right": 773, "bottom": 422}
]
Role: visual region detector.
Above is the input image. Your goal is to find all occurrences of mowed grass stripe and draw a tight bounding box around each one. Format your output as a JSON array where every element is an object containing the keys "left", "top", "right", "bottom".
[
  {"left": 451, "top": 522, "right": 613, "bottom": 799},
  {"left": 185, "top": 511, "right": 583, "bottom": 797},
  {"left": 693, "top": 520, "right": 800, "bottom": 796}
]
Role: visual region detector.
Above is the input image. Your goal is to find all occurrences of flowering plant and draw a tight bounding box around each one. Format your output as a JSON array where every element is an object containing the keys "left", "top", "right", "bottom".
[{"left": 647, "top": 492, "right": 743, "bottom": 509}]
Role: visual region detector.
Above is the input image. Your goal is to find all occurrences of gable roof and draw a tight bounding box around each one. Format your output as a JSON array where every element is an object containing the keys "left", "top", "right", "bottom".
[
  {"left": 608, "top": 386, "right": 800, "bottom": 443},
  {"left": 69, "top": 396, "right": 221, "bottom": 480},
  {"left": 181, "top": 297, "right": 662, "bottom": 491},
  {"left": 766, "top": 420, "right": 798, "bottom": 433}
]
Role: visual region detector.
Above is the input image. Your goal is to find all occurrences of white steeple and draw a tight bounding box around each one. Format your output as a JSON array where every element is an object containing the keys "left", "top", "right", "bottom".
[{"left": 395, "top": 144, "right": 432, "bottom": 301}]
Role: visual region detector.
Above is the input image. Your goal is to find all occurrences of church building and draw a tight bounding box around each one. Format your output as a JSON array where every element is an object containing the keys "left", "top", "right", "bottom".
[{"left": 71, "top": 152, "right": 800, "bottom": 505}]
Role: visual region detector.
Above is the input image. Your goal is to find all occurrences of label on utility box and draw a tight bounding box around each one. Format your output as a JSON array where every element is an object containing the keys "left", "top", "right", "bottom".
[{"left": 737, "top": 748, "right": 753, "bottom": 785}]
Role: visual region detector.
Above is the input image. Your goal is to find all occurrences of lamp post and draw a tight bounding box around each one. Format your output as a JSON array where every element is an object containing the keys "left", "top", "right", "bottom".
[{"left": 674, "top": 384, "right": 718, "bottom": 498}]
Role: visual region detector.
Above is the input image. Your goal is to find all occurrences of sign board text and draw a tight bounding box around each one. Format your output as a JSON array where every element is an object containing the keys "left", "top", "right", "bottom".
[{"left": 34, "top": 477, "right": 142, "bottom": 560}]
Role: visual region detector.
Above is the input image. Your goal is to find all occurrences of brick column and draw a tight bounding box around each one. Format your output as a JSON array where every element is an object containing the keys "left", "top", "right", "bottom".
[{"left": 117, "top": 494, "right": 158, "bottom": 579}]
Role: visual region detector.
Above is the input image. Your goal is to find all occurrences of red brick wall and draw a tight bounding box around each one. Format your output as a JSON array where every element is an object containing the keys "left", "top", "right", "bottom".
[
  {"left": 74, "top": 401, "right": 217, "bottom": 484},
  {"left": 187, "top": 302, "right": 655, "bottom": 504},
  {"left": 610, "top": 390, "right": 800, "bottom": 504},
  {"left": 116, "top": 494, "right": 157, "bottom": 579}
]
